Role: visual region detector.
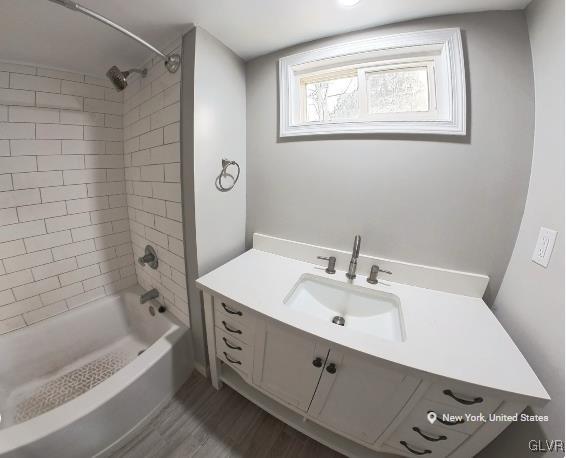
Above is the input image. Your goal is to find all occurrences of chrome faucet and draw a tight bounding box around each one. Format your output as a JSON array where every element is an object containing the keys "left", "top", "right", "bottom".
[
  {"left": 346, "top": 235, "right": 361, "bottom": 280},
  {"left": 140, "top": 288, "right": 159, "bottom": 304}
]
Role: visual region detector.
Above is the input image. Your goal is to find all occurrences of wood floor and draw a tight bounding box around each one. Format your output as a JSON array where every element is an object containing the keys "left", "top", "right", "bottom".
[{"left": 111, "top": 372, "right": 345, "bottom": 458}]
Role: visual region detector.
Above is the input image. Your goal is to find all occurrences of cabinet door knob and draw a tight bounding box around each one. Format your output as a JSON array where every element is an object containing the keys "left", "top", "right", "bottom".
[
  {"left": 443, "top": 389, "right": 483, "bottom": 405},
  {"left": 312, "top": 357, "right": 323, "bottom": 368},
  {"left": 400, "top": 441, "right": 431, "bottom": 455},
  {"left": 326, "top": 363, "right": 337, "bottom": 374}
]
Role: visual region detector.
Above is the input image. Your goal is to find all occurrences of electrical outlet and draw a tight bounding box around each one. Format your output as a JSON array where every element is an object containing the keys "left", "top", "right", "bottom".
[{"left": 532, "top": 227, "right": 557, "bottom": 267}]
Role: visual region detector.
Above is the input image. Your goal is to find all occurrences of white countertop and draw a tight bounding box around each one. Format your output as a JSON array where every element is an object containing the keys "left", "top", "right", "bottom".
[{"left": 197, "top": 249, "right": 549, "bottom": 404}]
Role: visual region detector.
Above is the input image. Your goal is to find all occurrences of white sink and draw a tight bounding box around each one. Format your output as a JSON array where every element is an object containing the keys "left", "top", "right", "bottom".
[{"left": 284, "top": 274, "right": 405, "bottom": 342}]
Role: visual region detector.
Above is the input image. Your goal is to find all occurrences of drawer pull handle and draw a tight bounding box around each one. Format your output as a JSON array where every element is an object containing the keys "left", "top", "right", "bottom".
[
  {"left": 222, "top": 321, "right": 242, "bottom": 334},
  {"left": 412, "top": 427, "right": 447, "bottom": 442},
  {"left": 443, "top": 389, "right": 483, "bottom": 405},
  {"left": 428, "top": 410, "right": 465, "bottom": 426},
  {"left": 326, "top": 363, "right": 337, "bottom": 374},
  {"left": 222, "top": 302, "right": 242, "bottom": 316},
  {"left": 312, "top": 357, "right": 323, "bottom": 368},
  {"left": 223, "top": 352, "right": 242, "bottom": 365},
  {"left": 223, "top": 337, "right": 242, "bottom": 351},
  {"left": 400, "top": 441, "right": 431, "bottom": 455}
]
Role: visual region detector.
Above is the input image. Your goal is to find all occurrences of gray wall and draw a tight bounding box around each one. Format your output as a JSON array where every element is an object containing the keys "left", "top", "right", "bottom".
[
  {"left": 479, "top": 0, "right": 565, "bottom": 455},
  {"left": 182, "top": 27, "right": 246, "bottom": 369},
  {"left": 245, "top": 11, "right": 535, "bottom": 303}
]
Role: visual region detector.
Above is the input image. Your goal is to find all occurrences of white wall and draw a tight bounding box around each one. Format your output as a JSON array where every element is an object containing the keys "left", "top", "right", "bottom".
[
  {"left": 122, "top": 40, "right": 190, "bottom": 326},
  {"left": 245, "top": 11, "right": 535, "bottom": 304},
  {"left": 0, "top": 61, "right": 135, "bottom": 335},
  {"left": 479, "top": 0, "right": 564, "bottom": 455},
  {"left": 182, "top": 27, "right": 246, "bottom": 367}
]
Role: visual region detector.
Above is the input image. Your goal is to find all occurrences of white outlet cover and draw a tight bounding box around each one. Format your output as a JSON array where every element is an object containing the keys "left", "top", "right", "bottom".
[{"left": 532, "top": 227, "right": 557, "bottom": 268}]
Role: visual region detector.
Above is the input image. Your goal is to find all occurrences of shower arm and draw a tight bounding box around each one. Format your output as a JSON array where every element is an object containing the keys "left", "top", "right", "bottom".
[{"left": 47, "top": 0, "right": 180, "bottom": 73}]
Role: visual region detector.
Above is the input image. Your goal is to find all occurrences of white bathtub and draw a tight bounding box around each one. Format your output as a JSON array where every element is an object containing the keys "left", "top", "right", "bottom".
[{"left": 0, "top": 285, "right": 194, "bottom": 458}]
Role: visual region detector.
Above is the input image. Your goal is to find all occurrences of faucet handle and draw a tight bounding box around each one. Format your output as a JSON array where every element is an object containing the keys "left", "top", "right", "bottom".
[
  {"left": 317, "top": 256, "right": 336, "bottom": 274},
  {"left": 367, "top": 265, "right": 392, "bottom": 284}
]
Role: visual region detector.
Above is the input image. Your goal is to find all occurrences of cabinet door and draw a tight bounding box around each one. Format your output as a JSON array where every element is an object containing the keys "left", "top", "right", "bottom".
[
  {"left": 308, "top": 348, "right": 420, "bottom": 444},
  {"left": 253, "top": 320, "right": 329, "bottom": 411}
]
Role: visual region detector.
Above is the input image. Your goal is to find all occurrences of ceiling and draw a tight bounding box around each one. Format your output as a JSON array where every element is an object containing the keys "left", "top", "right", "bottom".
[{"left": 1, "top": 0, "right": 530, "bottom": 77}]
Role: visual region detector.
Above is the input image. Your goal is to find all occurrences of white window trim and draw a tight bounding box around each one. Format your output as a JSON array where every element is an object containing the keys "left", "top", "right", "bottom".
[{"left": 279, "top": 28, "right": 466, "bottom": 137}]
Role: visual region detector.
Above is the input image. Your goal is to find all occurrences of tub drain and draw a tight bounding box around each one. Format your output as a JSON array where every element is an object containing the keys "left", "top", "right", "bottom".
[{"left": 332, "top": 316, "right": 345, "bottom": 326}]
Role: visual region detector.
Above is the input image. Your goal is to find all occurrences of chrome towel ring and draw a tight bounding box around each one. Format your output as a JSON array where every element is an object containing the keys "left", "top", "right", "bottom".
[{"left": 216, "top": 158, "right": 240, "bottom": 192}]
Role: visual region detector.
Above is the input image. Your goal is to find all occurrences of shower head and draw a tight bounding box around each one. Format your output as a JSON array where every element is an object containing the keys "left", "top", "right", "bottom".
[{"left": 106, "top": 65, "right": 147, "bottom": 92}]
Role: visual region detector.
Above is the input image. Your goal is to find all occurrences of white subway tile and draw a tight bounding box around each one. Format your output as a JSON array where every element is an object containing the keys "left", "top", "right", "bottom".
[
  {"left": 168, "top": 236, "right": 184, "bottom": 257},
  {"left": 66, "top": 286, "right": 105, "bottom": 309},
  {"left": 91, "top": 206, "right": 127, "bottom": 224},
  {"left": 83, "top": 270, "right": 120, "bottom": 291},
  {"left": 112, "top": 219, "right": 129, "bottom": 233},
  {"left": 41, "top": 184, "right": 87, "bottom": 202},
  {"left": 107, "top": 169, "right": 124, "bottom": 182},
  {"left": 0, "top": 240, "right": 26, "bottom": 259},
  {"left": 9, "top": 106, "right": 59, "bottom": 123},
  {"left": 149, "top": 143, "right": 179, "bottom": 164},
  {"left": 23, "top": 301, "right": 68, "bottom": 324},
  {"left": 0, "top": 122, "right": 35, "bottom": 140},
  {"left": 0, "top": 189, "right": 41, "bottom": 209},
  {"left": 84, "top": 98, "right": 121, "bottom": 115},
  {"left": 104, "top": 114, "right": 122, "bottom": 128},
  {"left": 119, "top": 264, "right": 136, "bottom": 278},
  {"left": 76, "top": 247, "right": 115, "bottom": 268},
  {"left": 95, "top": 231, "right": 130, "bottom": 250},
  {"left": 0, "top": 156, "right": 36, "bottom": 173},
  {"left": 0, "top": 105, "right": 6, "bottom": 121},
  {"left": 124, "top": 137, "right": 139, "bottom": 154},
  {"left": 87, "top": 181, "right": 124, "bottom": 197},
  {"left": 0, "top": 290, "right": 15, "bottom": 307},
  {"left": 0, "top": 62, "right": 35, "bottom": 74},
  {"left": 13, "top": 171, "right": 63, "bottom": 189},
  {"left": 125, "top": 167, "right": 141, "bottom": 181},
  {"left": 37, "top": 92, "right": 82, "bottom": 110},
  {"left": 3, "top": 249, "right": 53, "bottom": 273},
  {"left": 145, "top": 227, "right": 167, "bottom": 248},
  {"left": 150, "top": 102, "right": 180, "bottom": 130},
  {"left": 0, "top": 174, "right": 12, "bottom": 192},
  {"left": 84, "top": 76, "right": 111, "bottom": 88},
  {"left": 67, "top": 196, "right": 108, "bottom": 214},
  {"left": 62, "top": 139, "right": 105, "bottom": 155},
  {"left": 165, "top": 201, "right": 182, "bottom": 222},
  {"left": 37, "top": 68, "right": 83, "bottom": 82},
  {"left": 141, "top": 197, "right": 166, "bottom": 216},
  {"left": 0, "top": 269, "right": 34, "bottom": 291},
  {"left": 0, "top": 88, "right": 35, "bottom": 106},
  {"left": 115, "top": 242, "right": 132, "bottom": 257},
  {"left": 141, "top": 164, "right": 164, "bottom": 182},
  {"left": 24, "top": 230, "right": 72, "bottom": 252},
  {"left": 33, "top": 258, "right": 77, "bottom": 281},
  {"left": 71, "top": 222, "right": 112, "bottom": 242},
  {"left": 0, "top": 296, "right": 42, "bottom": 320},
  {"left": 59, "top": 264, "right": 100, "bottom": 286},
  {"left": 0, "top": 316, "right": 26, "bottom": 335},
  {"left": 61, "top": 80, "right": 105, "bottom": 99},
  {"left": 0, "top": 72, "right": 7, "bottom": 88},
  {"left": 133, "top": 181, "right": 152, "bottom": 197},
  {"left": 131, "top": 149, "right": 150, "bottom": 166},
  {"left": 152, "top": 182, "right": 181, "bottom": 202},
  {"left": 99, "top": 254, "right": 133, "bottom": 274},
  {"left": 161, "top": 275, "right": 186, "bottom": 300},
  {"left": 164, "top": 163, "right": 180, "bottom": 182},
  {"left": 155, "top": 216, "right": 183, "bottom": 239},
  {"left": 0, "top": 140, "right": 8, "bottom": 156},
  {"left": 41, "top": 282, "right": 83, "bottom": 305},
  {"left": 108, "top": 194, "right": 126, "bottom": 208},
  {"left": 38, "top": 154, "right": 84, "bottom": 171},
  {"left": 135, "top": 209, "right": 154, "bottom": 227},
  {"left": 105, "top": 141, "right": 123, "bottom": 154},
  {"left": 17, "top": 201, "right": 67, "bottom": 222},
  {"left": 52, "top": 239, "right": 95, "bottom": 260},
  {"left": 84, "top": 154, "right": 123, "bottom": 169},
  {"left": 84, "top": 126, "right": 122, "bottom": 142},
  {"left": 157, "top": 247, "right": 185, "bottom": 273},
  {"left": 10, "top": 74, "right": 60, "bottom": 93},
  {"left": 36, "top": 124, "right": 83, "bottom": 140},
  {"left": 46, "top": 212, "right": 91, "bottom": 232},
  {"left": 63, "top": 169, "right": 106, "bottom": 185},
  {"left": 60, "top": 110, "right": 104, "bottom": 126},
  {"left": 0, "top": 208, "right": 18, "bottom": 226},
  {"left": 10, "top": 139, "right": 61, "bottom": 156},
  {"left": 139, "top": 129, "right": 163, "bottom": 150},
  {"left": 104, "top": 275, "right": 137, "bottom": 295}
]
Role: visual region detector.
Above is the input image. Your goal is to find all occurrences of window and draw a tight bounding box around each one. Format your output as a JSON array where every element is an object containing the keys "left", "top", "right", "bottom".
[{"left": 279, "top": 28, "right": 466, "bottom": 137}]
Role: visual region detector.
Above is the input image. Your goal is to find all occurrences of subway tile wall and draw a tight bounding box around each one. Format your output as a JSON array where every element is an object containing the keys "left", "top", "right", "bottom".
[
  {"left": 122, "top": 41, "right": 190, "bottom": 326},
  {"left": 0, "top": 61, "right": 136, "bottom": 335}
]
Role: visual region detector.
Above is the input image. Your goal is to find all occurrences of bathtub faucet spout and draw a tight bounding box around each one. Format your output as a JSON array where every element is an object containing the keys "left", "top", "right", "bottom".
[{"left": 140, "top": 288, "right": 159, "bottom": 304}]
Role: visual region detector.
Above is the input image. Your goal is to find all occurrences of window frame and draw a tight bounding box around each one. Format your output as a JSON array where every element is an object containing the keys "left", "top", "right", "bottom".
[{"left": 279, "top": 28, "right": 466, "bottom": 137}]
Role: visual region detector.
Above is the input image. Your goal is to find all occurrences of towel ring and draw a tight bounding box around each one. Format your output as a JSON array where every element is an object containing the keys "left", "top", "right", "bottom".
[{"left": 216, "top": 158, "right": 240, "bottom": 192}]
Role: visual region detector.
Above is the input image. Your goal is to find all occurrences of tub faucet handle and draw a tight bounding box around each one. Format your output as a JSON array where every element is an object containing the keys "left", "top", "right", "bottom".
[{"left": 138, "top": 245, "right": 158, "bottom": 269}]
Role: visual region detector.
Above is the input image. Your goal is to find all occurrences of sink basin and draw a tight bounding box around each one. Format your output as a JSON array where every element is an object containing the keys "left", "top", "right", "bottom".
[{"left": 283, "top": 274, "right": 405, "bottom": 342}]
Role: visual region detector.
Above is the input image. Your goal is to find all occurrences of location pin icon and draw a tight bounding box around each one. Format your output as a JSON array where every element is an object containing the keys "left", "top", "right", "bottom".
[{"left": 427, "top": 411, "right": 437, "bottom": 424}]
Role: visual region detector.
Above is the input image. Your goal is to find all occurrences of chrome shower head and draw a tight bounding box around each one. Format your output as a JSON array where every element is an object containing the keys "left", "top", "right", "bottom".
[{"left": 106, "top": 65, "right": 147, "bottom": 92}]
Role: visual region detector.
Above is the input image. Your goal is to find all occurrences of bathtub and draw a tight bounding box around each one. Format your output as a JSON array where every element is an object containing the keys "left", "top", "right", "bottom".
[{"left": 0, "top": 285, "right": 194, "bottom": 458}]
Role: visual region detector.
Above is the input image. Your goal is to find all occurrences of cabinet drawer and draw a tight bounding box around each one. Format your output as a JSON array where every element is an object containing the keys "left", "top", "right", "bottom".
[
  {"left": 213, "top": 296, "right": 255, "bottom": 328},
  {"left": 424, "top": 383, "right": 501, "bottom": 416},
  {"left": 215, "top": 312, "right": 254, "bottom": 345},
  {"left": 386, "top": 415, "right": 468, "bottom": 455},
  {"left": 216, "top": 328, "right": 253, "bottom": 377},
  {"left": 411, "top": 399, "right": 484, "bottom": 435}
]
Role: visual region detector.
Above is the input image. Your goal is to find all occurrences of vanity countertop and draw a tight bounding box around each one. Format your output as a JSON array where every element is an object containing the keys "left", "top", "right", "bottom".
[{"left": 196, "top": 249, "right": 549, "bottom": 404}]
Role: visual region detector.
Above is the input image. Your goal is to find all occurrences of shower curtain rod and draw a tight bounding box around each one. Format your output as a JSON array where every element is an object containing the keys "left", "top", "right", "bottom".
[{"left": 46, "top": 0, "right": 180, "bottom": 73}]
